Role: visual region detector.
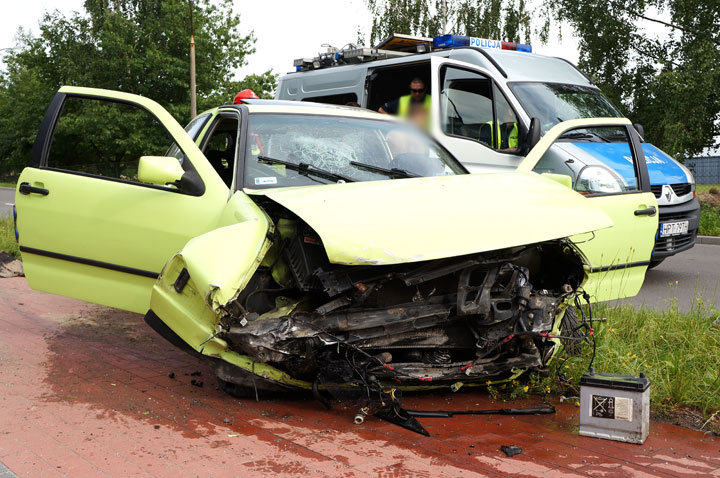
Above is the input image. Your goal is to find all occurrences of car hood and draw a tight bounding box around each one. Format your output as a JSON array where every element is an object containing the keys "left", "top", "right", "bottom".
[{"left": 251, "top": 172, "right": 613, "bottom": 265}]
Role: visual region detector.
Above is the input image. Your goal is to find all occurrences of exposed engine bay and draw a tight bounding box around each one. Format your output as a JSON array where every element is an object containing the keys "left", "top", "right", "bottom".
[{"left": 209, "top": 201, "right": 588, "bottom": 395}]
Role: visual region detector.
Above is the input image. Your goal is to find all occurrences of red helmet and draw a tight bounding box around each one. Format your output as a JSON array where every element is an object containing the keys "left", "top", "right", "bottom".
[{"left": 233, "top": 89, "right": 259, "bottom": 103}]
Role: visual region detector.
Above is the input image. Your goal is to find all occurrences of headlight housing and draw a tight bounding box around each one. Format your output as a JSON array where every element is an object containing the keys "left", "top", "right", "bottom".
[{"left": 575, "top": 166, "right": 624, "bottom": 195}]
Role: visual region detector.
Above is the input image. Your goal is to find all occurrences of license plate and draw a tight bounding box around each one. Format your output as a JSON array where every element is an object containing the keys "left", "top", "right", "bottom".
[{"left": 660, "top": 220, "right": 689, "bottom": 237}]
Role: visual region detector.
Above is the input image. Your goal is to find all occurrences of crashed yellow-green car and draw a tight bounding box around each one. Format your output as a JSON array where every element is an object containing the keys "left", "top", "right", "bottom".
[{"left": 15, "top": 87, "right": 657, "bottom": 400}]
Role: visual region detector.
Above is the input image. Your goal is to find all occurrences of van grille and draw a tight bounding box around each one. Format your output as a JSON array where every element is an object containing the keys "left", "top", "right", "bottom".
[
  {"left": 654, "top": 233, "right": 694, "bottom": 254},
  {"left": 650, "top": 183, "right": 692, "bottom": 199}
]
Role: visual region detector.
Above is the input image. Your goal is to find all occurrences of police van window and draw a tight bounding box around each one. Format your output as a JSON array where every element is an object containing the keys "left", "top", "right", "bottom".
[
  {"left": 491, "top": 84, "right": 519, "bottom": 152},
  {"left": 301, "top": 93, "right": 358, "bottom": 105},
  {"left": 510, "top": 83, "right": 621, "bottom": 133},
  {"left": 440, "top": 66, "right": 493, "bottom": 146},
  {"left": 532, "top": 126, "right": 641, "bottom": 196}
]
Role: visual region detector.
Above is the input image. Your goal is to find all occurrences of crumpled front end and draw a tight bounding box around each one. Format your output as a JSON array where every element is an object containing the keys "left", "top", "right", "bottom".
[{"left": 149, "top": 210, "right": 589, "bottom": 394}]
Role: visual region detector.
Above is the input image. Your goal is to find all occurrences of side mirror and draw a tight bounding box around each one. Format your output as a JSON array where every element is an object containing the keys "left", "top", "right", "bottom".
[
  {"left": 633, "top": 123, "right": 645, "bottom": 139},
  {"left": 541, "top": 172, "right": 573, "bottom": 189},
  {"left": 138, "top": 156, "right": 184, "bottom": 186},
  {"left": 523, "top": 117, "right": 541, "bottom": 155}
]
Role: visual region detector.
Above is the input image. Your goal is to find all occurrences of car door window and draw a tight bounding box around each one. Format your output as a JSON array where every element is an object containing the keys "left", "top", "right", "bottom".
[
  {"left": 46, "top": 96, "right": 185, "bottom": 185},
  {"left": 440, "top": 66, "right": 519, "bottom": 152},
  {"left": 532, "top": 126, "right": 641, "bottom": 195},
  {"left": 201, "top": 114, "right": 239, "bottom": 187}
]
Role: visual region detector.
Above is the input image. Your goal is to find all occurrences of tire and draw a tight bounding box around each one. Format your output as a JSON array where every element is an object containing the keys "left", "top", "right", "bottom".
[
  {"left": 213, "top": 361, "right": 295, "bottom": 399},
  {"left": 216, "top": 376, "right": 260, "bottom": 398},
  {"left": 560, "top": 306, "right": 583, "bottom": 356},
  {"left": 648, "top": 258, "right": 665, "bottom": 269}
]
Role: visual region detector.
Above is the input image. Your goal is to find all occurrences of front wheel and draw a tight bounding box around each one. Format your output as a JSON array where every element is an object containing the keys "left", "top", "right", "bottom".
[
  {"left": 560, "top": 306, "right": 582, "bottom": 356},
  {"left": 213, "top": 361, "right": 295, "bottom": 399}
]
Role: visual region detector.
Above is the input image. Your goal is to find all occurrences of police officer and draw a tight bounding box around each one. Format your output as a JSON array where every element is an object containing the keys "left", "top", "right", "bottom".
[
  {"left": 484, "top": 106, "right": 518, "bottom": 151},
  {"left": 378, "top": 78, "right": 431, "bottom": 129}
]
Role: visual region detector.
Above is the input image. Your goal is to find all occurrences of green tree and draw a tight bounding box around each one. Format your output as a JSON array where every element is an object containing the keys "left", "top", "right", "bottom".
[
  {"left": 366, "top": 0, "right": 531, "bottom": 46},
  {"left": 366, "top": 0, "right": 719, "bottom": 159},
  {"left": 551, "top": 0, "right": 720, "bottom": 158},
  {"left": 0, "top": 0, "right": 275, "bottom": 179}
]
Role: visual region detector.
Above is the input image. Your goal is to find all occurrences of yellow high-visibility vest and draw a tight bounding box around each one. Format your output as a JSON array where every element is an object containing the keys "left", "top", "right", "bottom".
[
  {"left": 398, "top": 94, "right": 432, "bottom": 119},
  {"left": 485, "top": 121, "right": 518, "bottom": 149}
]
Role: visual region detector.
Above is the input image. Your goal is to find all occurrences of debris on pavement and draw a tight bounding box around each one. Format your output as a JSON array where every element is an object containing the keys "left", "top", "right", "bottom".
[
  {"left": 0, "top": 252, "right": 23, "bottom": 278},
  {"left": 500, "top": 445, "right": 522, "bottom": 457}
]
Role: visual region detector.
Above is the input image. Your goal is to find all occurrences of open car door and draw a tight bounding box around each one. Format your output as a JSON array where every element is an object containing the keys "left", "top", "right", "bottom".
[
  {"left": 14, "top": 86, "right": 232, "bottom": 313},
  {"left": 517, "top": 118, "right": 658, "bottom": 301}
]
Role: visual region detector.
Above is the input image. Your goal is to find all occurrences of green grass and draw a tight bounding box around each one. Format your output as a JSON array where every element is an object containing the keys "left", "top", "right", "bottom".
[
  {"left": 0, "top": 182, "right": 16, "bottom": 188},
  {"left": 699, "top": 203, "right": 720, "bottom": 236},
  {"left": 697, "top": 184, "right": 720, "bottom": 194},
  {"left": 536, "top": 300, "right": 720, "bottom": 419},
  {"left": 0, "top": 215, "right": 20, "bottom": 258}
]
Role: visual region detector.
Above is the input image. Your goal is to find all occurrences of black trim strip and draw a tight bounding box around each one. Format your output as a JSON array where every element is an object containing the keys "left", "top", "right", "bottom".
[
  {"left": 19, "top": 246, "right": 159, "bottom": 279},
  {"left": 590, "top": 261, "right": 651, "bottom": 273}
]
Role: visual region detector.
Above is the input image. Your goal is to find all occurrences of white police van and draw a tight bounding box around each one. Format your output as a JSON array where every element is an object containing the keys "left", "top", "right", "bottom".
[{"left": 276, "top": 33, "right": 699, "bottom": 269}]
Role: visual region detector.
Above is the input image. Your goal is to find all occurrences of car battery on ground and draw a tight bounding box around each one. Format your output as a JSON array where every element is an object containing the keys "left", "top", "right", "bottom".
[{"left": 579, "top": 369, "right": 650, "bottom": 444}]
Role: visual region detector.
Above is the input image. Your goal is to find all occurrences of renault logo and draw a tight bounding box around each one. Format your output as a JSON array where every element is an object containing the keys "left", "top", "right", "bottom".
[{"left": 662, "top": 184, "right": 673, "bottom": 202}]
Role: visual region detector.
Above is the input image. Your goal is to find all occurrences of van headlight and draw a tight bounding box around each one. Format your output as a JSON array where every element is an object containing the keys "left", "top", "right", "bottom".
[{"left": 575, "top": 166, "right": 624, "bottom": 194}]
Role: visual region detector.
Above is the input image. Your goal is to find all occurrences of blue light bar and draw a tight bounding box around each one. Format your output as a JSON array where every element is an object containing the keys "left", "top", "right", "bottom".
[
  {"left": 433, "top": 34, "right": 532, "bottom": 53},
  {"left": 516, "top": 43, "right": 532, "bottom": 52},
  {"left": 433, "top": 34, "right": 469, "bottom": 49}
]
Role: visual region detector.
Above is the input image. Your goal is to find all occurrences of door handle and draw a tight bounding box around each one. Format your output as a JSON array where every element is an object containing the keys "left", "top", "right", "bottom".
[
  {"left": 634, "top": 206, "right": 656, "bottom": 216},
  {"left": 18, "top": 182, "right": 49, "bottom": 196}
]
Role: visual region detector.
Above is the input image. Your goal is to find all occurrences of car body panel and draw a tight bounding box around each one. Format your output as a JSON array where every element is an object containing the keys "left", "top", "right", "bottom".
[
  {"left": 178, "top": 217, "right": 272, "bottom": 312},
  {"left": 149, "top": 252, "right": 311, "bottom": 390},
  {"left": 16, "top": 87, "right": 230, "bottom": 313},
  {"left": 518, "top": 118, "right": 658, "bottom": 301},
  {"left": 251, "top": 172, "right": 613, "bottom": 266}
]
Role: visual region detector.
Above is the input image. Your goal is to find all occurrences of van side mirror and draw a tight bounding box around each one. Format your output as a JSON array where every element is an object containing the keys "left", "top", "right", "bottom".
[
  {"left": 633, "top": 123, "right": 645, "bottom": 139},
  {"left": 523, "top": 117, "right": 541, "bottom": 155},
  {"left": 138, "top": 156, "right": 184, "bottom": 186}
]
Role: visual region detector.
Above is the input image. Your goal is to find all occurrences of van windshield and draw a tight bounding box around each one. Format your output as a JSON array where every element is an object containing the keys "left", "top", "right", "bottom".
[{"left": 509, "top": 83, "right": 622, "bottom": 133}]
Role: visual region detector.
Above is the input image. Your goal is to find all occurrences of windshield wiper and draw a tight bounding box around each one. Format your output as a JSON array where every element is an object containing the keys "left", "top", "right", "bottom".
[
  {"left": 559, "top": 132, "right": 593, "bottom": 140},
  {"left": 558, "top": 131, "right": 610, "bottom": 142},
  {"left": 349, "top": 161, "right": 419, "bottom": 179},
  {"left": 257, "top": 155, "right": 355, "bottom": 183}
]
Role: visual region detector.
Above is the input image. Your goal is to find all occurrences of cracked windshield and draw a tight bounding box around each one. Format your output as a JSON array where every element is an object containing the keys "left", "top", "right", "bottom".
[{"left": 244, "top": 113, "right": 464, "bottom": 188}]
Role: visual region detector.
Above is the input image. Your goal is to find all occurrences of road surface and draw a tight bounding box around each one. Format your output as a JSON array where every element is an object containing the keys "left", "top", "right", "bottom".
[
  {"left": 628, "top": 243, "right": 720, "bottom": 312},
  {"left": 0, "top": 186, "right": 13, "bottom": 217}
]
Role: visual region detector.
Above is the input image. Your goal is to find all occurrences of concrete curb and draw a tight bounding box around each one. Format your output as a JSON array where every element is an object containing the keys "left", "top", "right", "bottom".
[
  {"left": 697, "top": 235, "right": 720, "bottom": 245},
  {"left": 0, "top": 461, "right": 17, "bottom": 478}
]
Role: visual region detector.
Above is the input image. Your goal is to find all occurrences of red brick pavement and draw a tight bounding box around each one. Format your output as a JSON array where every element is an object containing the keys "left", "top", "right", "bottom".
[{"left": 0, "top": 277, "right": 718, "bottom": 477}]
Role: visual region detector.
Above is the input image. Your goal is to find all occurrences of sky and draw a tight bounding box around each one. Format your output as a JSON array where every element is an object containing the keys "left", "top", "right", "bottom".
[{"left": 0, "top": 0, "right": 583, "bottom": 81}]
